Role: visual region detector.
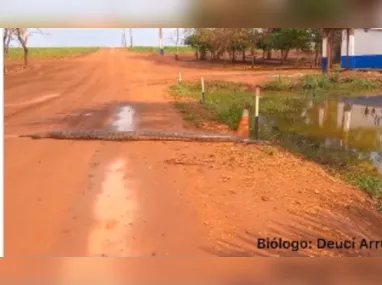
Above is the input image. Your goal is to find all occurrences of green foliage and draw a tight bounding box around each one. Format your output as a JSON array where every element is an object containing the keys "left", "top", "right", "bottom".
[
  {"left": 346, "top": 172, "right": 382, "bottom": 198},
  {"left": 183, "top": 28, "right": 323, "bottom": 63},
  {"left": 264, "top": 74, "right": 382, "bottom": 92},
  {"left": 170, "top": 80, "right": 254, "bottom": 129},
  {"left": 263, "top": 76, "right": 297, "bottom": 91},
  {"left": 271, "top": 28, "right": 312, "bottom": 52}
]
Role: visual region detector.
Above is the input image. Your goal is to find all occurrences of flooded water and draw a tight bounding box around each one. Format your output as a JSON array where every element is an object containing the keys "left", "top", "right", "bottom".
[{"left": 259, "top": 94, "right": 382, "bottom": 172}]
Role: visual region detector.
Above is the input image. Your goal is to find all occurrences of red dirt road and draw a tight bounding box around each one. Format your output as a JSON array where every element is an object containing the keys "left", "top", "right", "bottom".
[{"left": 3, "top": 49, "right": 382, "bottom": 282}]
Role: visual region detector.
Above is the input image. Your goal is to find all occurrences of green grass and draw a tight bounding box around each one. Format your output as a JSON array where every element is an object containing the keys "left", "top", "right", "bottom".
[
  {"left": 128, "top": 46, "right": 193, "bottom": 53},
  {"left": 6, "top": 47, "right": 99, "bottom": 60},
  {"left": 170, "top": 80, "right": 382, "bottom": 207},
  {"left": 170, "top": 81, "right": 304, "bottom": 129},
  {"left": 170, "top": 81, "right": 256, "bottom": 129},
  {"left": 263, "top": 74, "right": 382, "bottom": 92}
]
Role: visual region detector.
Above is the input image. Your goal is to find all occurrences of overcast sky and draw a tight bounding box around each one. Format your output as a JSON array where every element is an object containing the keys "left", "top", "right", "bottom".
[
  {"left": 2, "top": 0, "right": 191, "bottom": 47},
  {"left": 20, "top": 28, "right": 185, "bottom": 47},
  {"left": 1, "top": 0, "right": 191, "bottom": 22}
]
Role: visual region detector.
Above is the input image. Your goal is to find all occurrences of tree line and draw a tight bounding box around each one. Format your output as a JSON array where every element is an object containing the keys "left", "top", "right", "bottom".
[{"left": 184, "top": 28, "right": 342, "bottom": 67}]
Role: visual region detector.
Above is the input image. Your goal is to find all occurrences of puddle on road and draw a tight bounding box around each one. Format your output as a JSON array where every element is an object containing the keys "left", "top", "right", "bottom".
[
  {"left": 258, "top": 94, "right": 382, "bottom": 172},
  {"left": 112, "top": 105, "right": 136, "bottom": 131},
  {"left": 18, "top": 102, "right": 137, "bottom": 131}
]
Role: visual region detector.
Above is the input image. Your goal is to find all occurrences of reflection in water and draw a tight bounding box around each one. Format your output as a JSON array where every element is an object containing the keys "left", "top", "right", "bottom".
[
  {"left": 301, "top": 99, "right": 312, "bottom": 125},
  {"left": 369, "top": 151, "right": 382, "bottom": 173},
  {"left": 262, "top": 95, "right": 382, "bottom": 172},
  {"left": 318, "top": 107, "right": 324, "bottom": 128},
  {"left": 337, "top": 102, "right": 344, "bottom": 128},
  {"left": 343, "top": 109, "right": 351, "bottom": 132}
]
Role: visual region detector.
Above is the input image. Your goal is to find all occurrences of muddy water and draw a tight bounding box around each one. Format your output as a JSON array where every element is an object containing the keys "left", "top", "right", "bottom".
[{"left": 259, "top": 94, "right": 382, "bottom": 172}]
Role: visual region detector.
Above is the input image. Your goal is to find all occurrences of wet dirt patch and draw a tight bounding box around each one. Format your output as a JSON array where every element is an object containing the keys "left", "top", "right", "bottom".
[{"left": 22, "top": 102, "right": 123, "bottom": 131}]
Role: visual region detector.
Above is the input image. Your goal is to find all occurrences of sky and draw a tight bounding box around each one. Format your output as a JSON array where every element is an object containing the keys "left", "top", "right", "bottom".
[
  {"left": 3, "top": 0, "right": 192, "bottom": 47},
  {"left": 21, "top": 28, "right": 186, "bottom": 48},
  {"left": 2, "top": 0, "right": 191, "bottom": 22}
]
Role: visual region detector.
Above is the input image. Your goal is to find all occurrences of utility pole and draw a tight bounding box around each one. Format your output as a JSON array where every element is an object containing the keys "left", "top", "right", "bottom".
[
  {"left": 346, "top": 28, "right": 350, "bottom": 70},
  {"left": 159, "top": 28, "right": 164, "bottom": 55},
  {"left": 175, "top": 28, "right": 179, "bottom": 60},
  {"left": 121, "top": 29, "right": 127, "bottom": 48},
  {"left": 129, "top": 28, "right": 133, "bottom": 48}
]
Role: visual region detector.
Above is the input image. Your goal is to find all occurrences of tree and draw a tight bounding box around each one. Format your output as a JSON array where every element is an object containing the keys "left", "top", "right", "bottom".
[
  {"left": 183, "top": 27, "right": 327, "bottom": 68},
  {"left": 322, "top": 28, "right": 343, "bottom": 71},
  {"left": 184, "top": 28, "right": 214, "bottom": 60},
  {"left": 246, "top": 28, "right": 261, "bottom": 67},
  {"left": 3, "top": 28, "right": 16, "bottom": 55},
  {"left": 5, "top": 28, "right": 49, "bottom": 66},
  {"left": 15, "top": 28, "right": 29, "bottom": 66},
  {"left": 184, "top": 32, "right": 201, "bottom": 59},
  {"left": 228, "top": 28, "right": 252, "bottom": 62},
  {"left": 175, "top": 28, "right": 180, "bottom": 60},
  {"left": 270, "top": 28, "right": 311, "bottom": 63},
  {"left": 308, "top": 28, "right": 323, "bottom": 66},
  {"left": 168, "top": 28, "right": 183, "bottom": 60},
  {"left": 256, "top": 28, "right": 277, "bottom": 59}
]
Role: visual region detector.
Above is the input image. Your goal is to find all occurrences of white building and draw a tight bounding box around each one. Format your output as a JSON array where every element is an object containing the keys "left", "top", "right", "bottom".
[
  {"left": 340, "top": 28, "right": 382, "bottom": 69},
  {"left": 322, "top": 28, "right": 382, "bottom": 72}
]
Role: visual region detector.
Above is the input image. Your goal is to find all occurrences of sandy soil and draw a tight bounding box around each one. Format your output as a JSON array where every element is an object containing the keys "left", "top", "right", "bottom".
[{"left": 3, "top": 49, "right": 382, "bottom": 283}]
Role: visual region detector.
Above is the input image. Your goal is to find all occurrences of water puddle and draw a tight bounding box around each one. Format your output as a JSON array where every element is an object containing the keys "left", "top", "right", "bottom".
[
  {"left": 112, "top": 106, "right": 136, "bottom": 131},
  {"left": 259, "top": 94, "right": 382, "bottom": 172}
]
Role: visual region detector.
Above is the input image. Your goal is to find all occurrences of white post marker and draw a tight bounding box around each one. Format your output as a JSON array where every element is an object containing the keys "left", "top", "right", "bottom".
[
  {"left": 201, "top": 77, "right": 205, "bottom": 103},
  {"left": 178, "top": 72, "right": 182, "bottom": 84},
  {"left": 318, "top": 107, "right": 325, "bottom": 127},
  {"left": 159, "top": 28, "right": 164, "bottom": 55},
  {"left": 255, "top": 93, "right": 260, "bottom": 117},
  {"left": 254, "top": 86, "right": 260, "bottom": 139}
]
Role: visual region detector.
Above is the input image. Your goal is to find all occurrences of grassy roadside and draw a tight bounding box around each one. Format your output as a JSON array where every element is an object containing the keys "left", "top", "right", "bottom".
[
  {"left": 263, "top": 73, "right": 382, "bottom": 92},
  {"left": 6, "top": 47, "right": 99, "bottom": 60},
  {"left": 128, "top": 46, "right": 193, "bottom": 53},
  {"left": 169, "top": 77, "right": 382, "bottom": 210}
]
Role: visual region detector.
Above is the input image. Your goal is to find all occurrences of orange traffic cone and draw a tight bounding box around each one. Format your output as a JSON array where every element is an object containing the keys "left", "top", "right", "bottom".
[{"left": 236, "top": 109, "right": 250, "bottom": 138}]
